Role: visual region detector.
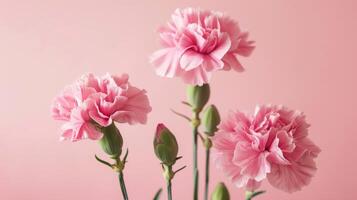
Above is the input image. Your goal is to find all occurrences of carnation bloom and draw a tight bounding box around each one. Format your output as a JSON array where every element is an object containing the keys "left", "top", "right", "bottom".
[
  {"left": 51, "top": 73, "right": 152, "bottom": 141},
  {"left": 213, "top": 105, "right": 320, "bottom": 193},
  {"left": 150, "top": 8, "right": 255, "bottom": 86}
]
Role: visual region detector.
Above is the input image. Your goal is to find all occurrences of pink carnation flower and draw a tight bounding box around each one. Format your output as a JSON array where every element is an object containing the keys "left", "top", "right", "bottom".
[
  {"left": 213, "top": 105, "right": 320, "bottom": 193},
  {"left": 51, "top": 73, "right": 152, "bottom": 141},
  {"left": 150, "top": 8, "right": 255, "bottom": 86}
]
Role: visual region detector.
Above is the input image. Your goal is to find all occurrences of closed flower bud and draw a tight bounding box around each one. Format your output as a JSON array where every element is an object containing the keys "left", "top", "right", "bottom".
[
  {"left": 153, "top": 123, "right": 178, "bottom": 166},
  {"left": 212, "top": 182, "right": 230, "bottom": 200},
  {"left": 186, "top": 84, "right": 210, "bottom": 113},
  {"left": 202, "top": 105, "right": 221, "bottom": 136},
  {"left": 99, "top": 123, "right": 123, "bottom": 158}
]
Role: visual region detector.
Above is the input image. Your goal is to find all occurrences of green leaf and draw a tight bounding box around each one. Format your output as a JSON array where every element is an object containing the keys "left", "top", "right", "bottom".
[
  {"left": 94, "top": 155, "right": 112, "bottom": 169},
  {"left": 123, "top": 148, "right": 129, "bottom": 163},
  {"left": 245, "top": 190, "right": 266, "bottom": 200},
  {"left": 153, "top": 188, "right": 162, "bottom": 200},
  {"left": 251, "top": 190, "right": 266, "bottom": 198}
]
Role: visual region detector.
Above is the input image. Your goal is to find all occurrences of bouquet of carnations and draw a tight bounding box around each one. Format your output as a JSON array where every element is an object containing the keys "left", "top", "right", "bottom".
[{"left": 51, "top": 7, "right": 320, "bottom": 200}]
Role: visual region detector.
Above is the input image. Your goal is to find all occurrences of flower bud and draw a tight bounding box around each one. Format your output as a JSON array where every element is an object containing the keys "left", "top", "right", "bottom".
[
  {"left": 153, "top": 123, "right": 178, "bottom": 166},
  {"left": 202, "top": 105, "right": 221, "bottom": 136},
  {"left": 212, "top": 182, "right": 230, "bottom": 200},
  {"left": 186, "top": 84, "right": 210, "bottom": 113},
  {"left": 99, "top": 123, "right": 123, "bottom": 158}
]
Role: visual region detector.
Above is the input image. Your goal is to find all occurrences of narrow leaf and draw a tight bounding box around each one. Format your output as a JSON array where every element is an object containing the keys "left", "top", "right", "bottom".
[
  {"left": 251, "top": 190, "right": 265, "bottom": 198},
  {"left": 174, "top": 165, "right": 187, "bottom": 175},
  {"left": 153, "top": 188, "right": 162, "bottom": 200},
  {"left": 170, "top": 109, "right": 191, "bottom": 122},
  {"left": 94, "top": 155, "right": 112, "bottom": 169},
  {"left": 123, "top": 148, "right": 129, "bottom": 163},
  {"left": 181, "top": 101, "right": 192, "bottom": 107}
]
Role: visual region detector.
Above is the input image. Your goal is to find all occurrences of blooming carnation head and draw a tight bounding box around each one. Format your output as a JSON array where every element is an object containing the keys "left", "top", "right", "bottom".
[
  {"left": 213, "top": 105, "right": 320, "bottom": 193},
  {"left": 51, "top": 73, "right": 152, "bottom": 141},
  {"left": 150, "top": 7, "right": 255, "bottom": 86}
]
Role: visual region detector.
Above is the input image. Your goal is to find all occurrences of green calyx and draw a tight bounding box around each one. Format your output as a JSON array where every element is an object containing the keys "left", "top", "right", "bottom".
[
  {"left": 154, "top": 124, "right": 179, "bottom": 166},
  {"left": 99, "top": 123, "right": 123, "bottom": 158},
  {"left": 187, "top": 84, "right": 210, "bottom": 113},
  {"left": 202, "top": 104, "right": 221, "bottom": 136},
  {"left": 212, "top": 182, "right": 230, "bottom": 200}
]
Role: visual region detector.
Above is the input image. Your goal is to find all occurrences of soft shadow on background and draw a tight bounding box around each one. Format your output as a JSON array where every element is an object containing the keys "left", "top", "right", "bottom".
[{"left": 0, "top": 0, "right": 356, "bottom": 199}]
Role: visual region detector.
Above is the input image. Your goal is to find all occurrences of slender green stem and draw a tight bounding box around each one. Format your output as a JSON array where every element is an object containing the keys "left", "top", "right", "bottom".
[
  {"left": 167, "top": 179, "right": 172, "bottom": 200},
  {"left": 192, "top": 112, "right": 199, "bottom": 200},
  {"left": 118, "top": 171, "right": 129, "bottom": 200},
  {"left": 204, "top": 148, "right": 210, "bottom": 200}
]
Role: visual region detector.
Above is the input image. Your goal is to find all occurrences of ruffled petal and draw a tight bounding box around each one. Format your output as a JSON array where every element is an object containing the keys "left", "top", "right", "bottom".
[
  {"left": 233, "top": 141, "right": 271, "bottom": 181},
  {"left": 267, "top": 153, "right": 318, "bottom": 193},
  {"left": 180, "top": 66, "right": 212, "bottom": 86},
  {"left": 179, "top": 50, "right": 204, "bottom": 71},
  {"left": 222, "top": 53, "right": 244, "bottom": 72},
  {"left": 210, "top": 33, "right": 231, "bottom": 59},
  {"left": 150, "top": 48, "right": 182, "bottom": 78}
]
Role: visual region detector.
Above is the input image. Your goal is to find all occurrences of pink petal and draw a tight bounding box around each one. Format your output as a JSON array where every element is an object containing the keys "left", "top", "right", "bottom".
[
  {"left": 222, "top": 53, "right": 244, "bottom": 72},
  {"left": 212, "top": 148, "right": 248, "bottom": 188},
  {"left": 178, "top": 29, "right": 196, "bottom": 49},
  {"left": 213, "top": 131, "right": 239, "bottom": 151},
  {"left": 180, "top": 66, "right": 211, "bottom": 86},
  {"left": 233, "top": 141, "right": 271, "bottom": 181},
  {"left": 150, "top": 48, "right": 181, "bottom": 78},
  {"left": 112, "top": 88, "right": 151, "bottom": 124},
  {"left": 112, "top": 73, "right": 129, "bottom": 87},
  {"left": 235, "top": 32, "right": 255, "bottom": 57},
  {"left": 211, "top": 33, "right": 231, "bottom": 59},
  {"left": 268, "top": 137, "right": 291, "bottom": 165},
  {"left": 246, "top": 179, "right": 262, "bottom": 191},
  {"left": 179, "top": 50, "right": 204, "bottom": 71},
  {"left": 296, "top": 137, "right": 321, "bottom": 158},
  {"left": 89, "top": 107, "right": 112, "bottom": 127},
  {"left": 159, "top": 32, "right": 176, "bottom": 47},
  {"left": 201, "top": 55, "right": 224, "bottom": 72},
  {"left": 82, "top": 123, "right": 102, "bottom": 140},
  {"left": 267, "top": 153, "right": 317, "bottom": 193}
]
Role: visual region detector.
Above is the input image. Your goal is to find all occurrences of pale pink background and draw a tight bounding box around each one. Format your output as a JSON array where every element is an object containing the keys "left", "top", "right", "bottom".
[{"left": 1, "top": 0, "right": 356, "bottom": 199}]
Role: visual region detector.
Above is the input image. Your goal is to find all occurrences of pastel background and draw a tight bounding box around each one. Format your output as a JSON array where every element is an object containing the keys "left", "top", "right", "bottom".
[{"left": 0, "top": 0, "right": 356, "bottom": 199}]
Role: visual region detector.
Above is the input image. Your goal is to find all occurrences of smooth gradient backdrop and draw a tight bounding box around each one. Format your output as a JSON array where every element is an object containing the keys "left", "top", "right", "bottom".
[{"left": 1, "top": 0, "right": 356, "bottom": 199}]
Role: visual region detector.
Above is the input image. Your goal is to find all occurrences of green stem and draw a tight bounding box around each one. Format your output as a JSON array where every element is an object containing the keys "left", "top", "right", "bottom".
[
  {"left": 204, "top": 148, "right": 210, "bottom": 200},
  {"left": 167, "top": 179, "right": 172, "bottom": 200},
  {"left": 118, "top": 171, "right": 129, "bottom": 200},
  {"left": 192, "top": 112, "right": 199, "bottom": 200}
]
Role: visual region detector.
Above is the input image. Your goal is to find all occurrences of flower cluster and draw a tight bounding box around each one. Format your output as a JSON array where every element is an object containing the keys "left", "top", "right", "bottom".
[
  {"left": 150, "top": 8, "right": 255, "bottom": 86},
  {"left": 213, "top": 105, "right": 320, "bottom": 193},
  {"left": 51, "top": 73, "right": 152, "bottom": 141}
]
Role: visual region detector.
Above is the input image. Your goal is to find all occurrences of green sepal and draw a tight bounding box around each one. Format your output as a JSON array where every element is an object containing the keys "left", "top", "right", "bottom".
[
  {"left": 202, "top": 104, "right": 221, "bottom": 136},
  {"left": 99, "top": 123, "right": 123, "bottom": 158},
  {"left": 153, "top": 124, "right": 178, "bottom": 166},
  {"left": 212, "top": 182, "right": 230, "bottom": 200},
  {"left": 186, "top": 84, "right": 210, "bottom": 113}
]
